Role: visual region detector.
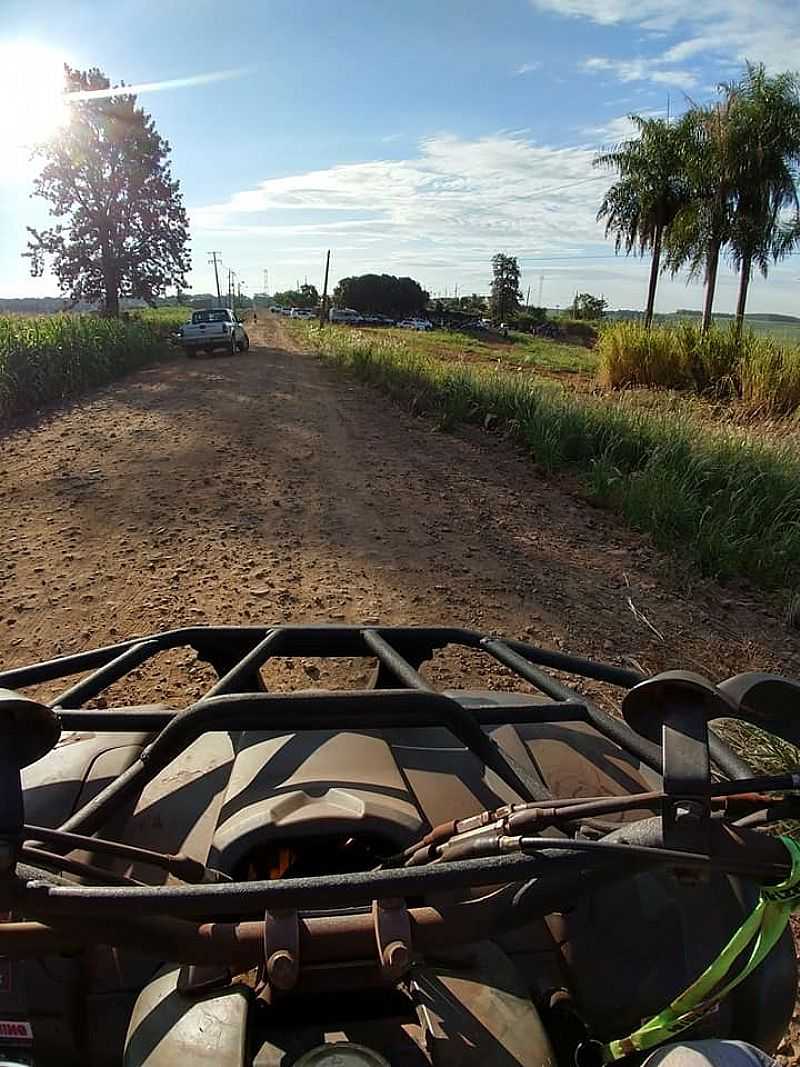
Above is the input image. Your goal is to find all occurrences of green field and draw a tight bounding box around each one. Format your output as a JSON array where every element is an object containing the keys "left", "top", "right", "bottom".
[
  {"left": 351, "top": 325, "right": 597, "bottom": 375},
  {"left": 661, "top": 314, "right": 800, "bottom": 344},
  {"left": 0, "top": 312, "right": 173, "bottom": 426}
]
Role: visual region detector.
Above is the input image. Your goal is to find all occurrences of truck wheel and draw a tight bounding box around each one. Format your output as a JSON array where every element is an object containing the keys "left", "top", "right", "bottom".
[
  {"left": 229, "top": 334, "right": 237, "bottom": 356},
  {"left": 241, "top": 334, "right": 250, "bottom": 352}
]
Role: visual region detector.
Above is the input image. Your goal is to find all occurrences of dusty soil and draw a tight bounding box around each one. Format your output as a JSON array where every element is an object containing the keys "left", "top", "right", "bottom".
[{"left": 0, "top": 315, "right": 798, "bottom": 706}]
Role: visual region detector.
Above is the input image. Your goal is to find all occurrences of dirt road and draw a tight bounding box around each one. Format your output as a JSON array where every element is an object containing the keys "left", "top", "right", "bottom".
[{"left": 0, "top": 317, "right": 797, "bottom": 707}]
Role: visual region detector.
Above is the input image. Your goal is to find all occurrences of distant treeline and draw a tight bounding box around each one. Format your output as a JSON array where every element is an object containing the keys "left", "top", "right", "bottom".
[
  {"left": 672, "top": 309, "right": 800, "bottom": 323},
  {"left": 0, "top": 293, "right": 254, "bottom": 314}
]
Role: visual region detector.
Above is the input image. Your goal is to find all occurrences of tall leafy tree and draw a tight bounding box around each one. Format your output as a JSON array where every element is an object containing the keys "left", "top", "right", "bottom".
[
  {"left": 26, "top": 66, "right": 189, "bottom": 316},
  {"left": 595, "top": 115, "right": 692, "bottom": 329},
  {"left": 332, "top": 274, "right": 428, "bottom": 317},
  {"left": 726, "top": 64, "right": 800, "bottom": 334},
  {"left": 490, "top": 254, "right": 521, "bottom": 322}
]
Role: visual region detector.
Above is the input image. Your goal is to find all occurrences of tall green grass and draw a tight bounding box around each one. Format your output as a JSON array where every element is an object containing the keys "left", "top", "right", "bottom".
[
  {"left": 598, "top": 320, "right": 800, "bottom": 414},
  {"left": 0, "top": 313, "right": 173, "bottom": 425},
  {"left": 296, "top": 322, "right": 800, "bottom": 591}
]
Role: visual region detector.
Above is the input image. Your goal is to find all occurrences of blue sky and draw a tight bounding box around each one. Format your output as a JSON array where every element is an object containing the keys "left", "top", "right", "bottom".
[{"left": 2, "top": 0, "right": 800, "bottom": 312}]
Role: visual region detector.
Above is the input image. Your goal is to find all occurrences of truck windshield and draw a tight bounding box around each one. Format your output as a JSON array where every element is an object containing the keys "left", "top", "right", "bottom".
[{"left": 191, "top": 310, "right": 229, "bottom": 324}]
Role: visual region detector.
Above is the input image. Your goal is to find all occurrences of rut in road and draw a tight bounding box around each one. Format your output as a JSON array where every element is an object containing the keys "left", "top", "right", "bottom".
[{"left": 0, "top": 317, "right": 797, "bottom": 707}]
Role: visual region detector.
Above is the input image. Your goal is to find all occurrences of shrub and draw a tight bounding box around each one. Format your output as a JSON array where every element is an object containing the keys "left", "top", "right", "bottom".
[{"left": 599, "top": 320, "right": 800, "bottom": 413}]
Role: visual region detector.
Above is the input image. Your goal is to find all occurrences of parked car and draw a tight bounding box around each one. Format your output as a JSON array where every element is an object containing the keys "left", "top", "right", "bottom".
[
  {"left": 290, "top": 308, "right": 316, "bottom": 320},
  {"left": 329, "top": 308, "right": 363, "bottom": 324},
  {"left": 398, "top": 318, "right": 433, "bottom": 331},
  {"left": 177, "top": 308, "right": 249, "bottom": 357}
]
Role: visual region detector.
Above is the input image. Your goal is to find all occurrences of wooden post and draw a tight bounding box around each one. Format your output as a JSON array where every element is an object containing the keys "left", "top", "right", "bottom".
[{"left": 319, "top": 249, "right": 331, "bottom": 326}]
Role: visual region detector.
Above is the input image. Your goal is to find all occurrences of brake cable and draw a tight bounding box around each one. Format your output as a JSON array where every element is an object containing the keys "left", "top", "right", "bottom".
[{"left": 590, "top": 834, "right": 800, "bottom": 1064}]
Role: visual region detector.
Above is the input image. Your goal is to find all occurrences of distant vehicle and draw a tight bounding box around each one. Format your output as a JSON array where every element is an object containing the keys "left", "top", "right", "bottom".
[
  {"left": 290, "top": 308, "right": 317, "bottom": 320},
  {"left": 178, "top": 308, "right": 249, "bottom": 357},
  {"left": 329, "top": 308, "right": 362, "bottom": 324},
  {"left": 398, "top": 318, "right": 433, "bottom": 331},
  {"left": 269, "top": 306, "right": 282, "bottom": 314},
  {"left": 362, "top": 313, "right": 395, "bottom": 326}
]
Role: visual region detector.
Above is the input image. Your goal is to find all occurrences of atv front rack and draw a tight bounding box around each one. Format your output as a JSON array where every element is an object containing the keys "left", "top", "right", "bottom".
[
  {"left": 1, "top": 625, "right": 798, "bottom": 975},
  {"left": 0, "top": 624, "right": 752, "bottom": 843}
]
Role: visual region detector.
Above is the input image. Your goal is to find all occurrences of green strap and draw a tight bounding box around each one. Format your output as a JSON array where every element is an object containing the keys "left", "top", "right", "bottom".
[{"left": 603, "top": 835, "right": 800, "bottom": 1062}]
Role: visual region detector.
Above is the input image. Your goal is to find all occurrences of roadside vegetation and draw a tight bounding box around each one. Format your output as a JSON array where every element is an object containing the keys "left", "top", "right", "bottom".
[
  {"left": 291, "top": 320, "right": 800, "bottom": 596},
  {"left": 0, "top": 313, "right": 174, "bottom": 426},
  {"left": 598, "top": 321, "right": 800, "bottom": 414}
]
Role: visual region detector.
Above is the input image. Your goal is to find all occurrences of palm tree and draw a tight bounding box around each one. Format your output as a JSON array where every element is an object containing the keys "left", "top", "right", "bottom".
[
  {"left": 727, "top": 64, "right": 800, "bottom": 335},
  {"left": 663, "top": 98, "right": 740, "bottom": 334},
  {"left": 595, "top": 115, "right": 693, "bottom": 328},
  {"left": 666, "top": 64, "right": 800, "bottom": 335}
]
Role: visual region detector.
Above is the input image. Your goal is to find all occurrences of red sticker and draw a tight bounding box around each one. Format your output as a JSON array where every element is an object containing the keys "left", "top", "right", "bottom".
[{"left": 0, "top": 1020, "right": 32, "bottom": 1041}]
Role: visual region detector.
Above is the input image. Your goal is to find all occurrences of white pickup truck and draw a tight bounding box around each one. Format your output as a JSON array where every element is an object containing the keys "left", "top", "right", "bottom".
[{"left": 177, "top": 308, "right": 250, "bottom": 357}]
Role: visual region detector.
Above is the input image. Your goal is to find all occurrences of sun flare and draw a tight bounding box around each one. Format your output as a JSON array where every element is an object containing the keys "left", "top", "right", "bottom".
[{"left": 0, "top": 41, "right": 68, "bottom": 154}]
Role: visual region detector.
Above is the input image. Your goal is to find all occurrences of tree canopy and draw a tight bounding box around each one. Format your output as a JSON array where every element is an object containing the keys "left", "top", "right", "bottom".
[
  {"left": 570, "top": 292, "right": 608, "bottom": 320},
  {"left": 272, "top": 284, "right": 319, "bottom": 308},
  {"left": 489, "top": 254, "right": 521, "bottom": 322},
  {"left": 26, "top": 66, "right": 189, "bottom": 317},
  {"left": 332, "top": 274, "right": 428, "bottom": 317}
]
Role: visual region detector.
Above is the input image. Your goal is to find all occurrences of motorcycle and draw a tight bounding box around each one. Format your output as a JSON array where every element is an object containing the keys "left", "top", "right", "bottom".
[{"left": 0, "top": 624, "right": 798, "bottom": 1067}]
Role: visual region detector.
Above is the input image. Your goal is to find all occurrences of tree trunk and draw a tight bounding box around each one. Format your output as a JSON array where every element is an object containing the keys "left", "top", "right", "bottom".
[
  {"left": 644, "top": 224, "right": 663, "bottom": 330},
  {"left": 701, "top": 237, "right": 721, "bottom": 334},
  {"left": 735, "top": 254, "right": 752, "bottom": 338},
  {"left": 103, "top": 284, "right": 120, "bottom": 318},
  {"left": 100, "top": 226, "right": 120, "bottom": 318}
]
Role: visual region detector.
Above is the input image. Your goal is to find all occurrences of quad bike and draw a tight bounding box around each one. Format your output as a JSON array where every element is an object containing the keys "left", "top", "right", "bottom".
[{"left": 1, "top": 624, "right": 800, "bottom": 1067}]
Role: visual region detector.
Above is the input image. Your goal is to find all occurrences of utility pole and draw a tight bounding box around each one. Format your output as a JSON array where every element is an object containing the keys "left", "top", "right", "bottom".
[
  {"left": 228, "top": 268, "right": 238, "bottom": 314},
  {"left": 208, "top": 252, "right": 223, "bottom": 308},
  {"left": 319, "top": 249, "right": 331, "bottom": 327},
  {"left": 526, "top": 285, "right": 531, "bottom": 308}
]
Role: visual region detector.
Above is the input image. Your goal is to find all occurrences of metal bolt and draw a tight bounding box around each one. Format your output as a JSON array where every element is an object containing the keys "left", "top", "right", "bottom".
[
  {"left": 383, "top": 940, "right": 410, "bottom": 972},
  {"left": 674, "top": 800, "right": 705, "bottom": 823},
  {"left": 267, "top": 949, "right": 298, "bottom": 990}
]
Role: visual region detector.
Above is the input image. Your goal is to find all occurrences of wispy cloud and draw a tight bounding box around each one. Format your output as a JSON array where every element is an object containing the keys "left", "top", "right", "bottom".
[
  {"left": 514, "top": 61, "right": 542, "bottom": 75},
  {"left": 582, "top": 56, "right": 697, "bottom": 90},
  {"left": 191, "top": 133, "right": 607, "bottom": 262},
  {"left": 65, "top": 68, "right": 248, "bottom": 102},
  {"left": 187, "top": 129, "right": 800, "bottom": 311},
  {"left": 380, "top": 133, "right": 403, "bottom": 143},
  {"left": 529, "top": 0, "right": 800, "bottom": 72}
]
